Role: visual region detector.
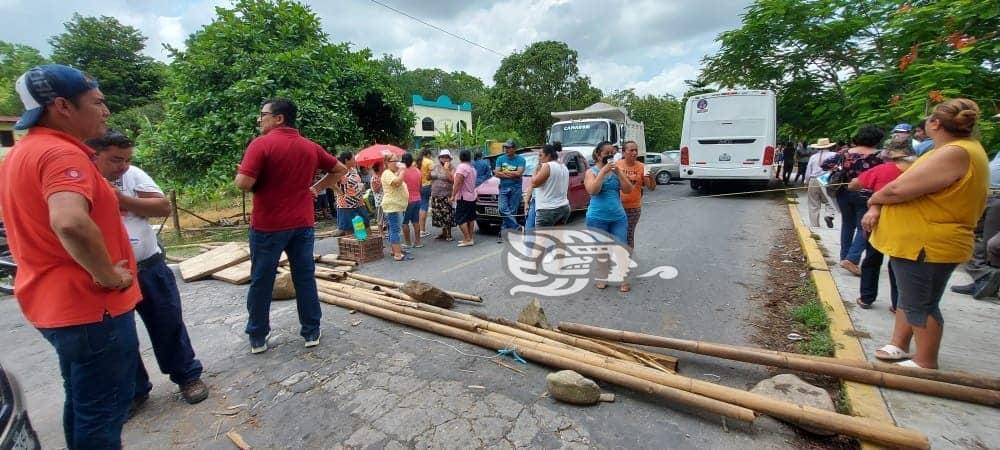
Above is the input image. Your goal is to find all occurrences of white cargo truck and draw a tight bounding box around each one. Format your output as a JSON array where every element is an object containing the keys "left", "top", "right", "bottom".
[
  {"left": 679, "top": 90, "right": 776, "bottom": 190},
  {"left": 548, "top": 102, "right": 646, "bottom": 159}
]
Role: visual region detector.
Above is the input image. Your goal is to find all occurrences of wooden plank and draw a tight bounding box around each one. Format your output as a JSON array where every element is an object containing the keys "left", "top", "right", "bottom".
[
  {"left": 179, "top": 242, "right": 249, "bottom": 281},
  {"left": 212, "top": 260, "right": 252, "bottom": 285}
]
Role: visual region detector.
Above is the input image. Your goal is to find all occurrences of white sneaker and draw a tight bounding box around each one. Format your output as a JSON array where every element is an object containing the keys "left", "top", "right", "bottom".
[
  {"left": 305, "top": 329, "right": 322, "bottom": 348},
  {"left": 250, "top": 334, "right": 269, "bottom": 354}
]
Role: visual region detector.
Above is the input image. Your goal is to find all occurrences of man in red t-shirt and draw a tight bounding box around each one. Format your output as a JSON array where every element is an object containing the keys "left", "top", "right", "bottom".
[
  {"left": 236, "top": 98, "right": 345, "bottom": 354},
  {"left": 0, "top": 65, "right": 140, "bottom": 449}
]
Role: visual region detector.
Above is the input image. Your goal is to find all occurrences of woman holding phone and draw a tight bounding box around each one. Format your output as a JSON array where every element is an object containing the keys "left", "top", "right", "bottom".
[{"left": 584, "top": 141, "right": 634, "bottom": 291}]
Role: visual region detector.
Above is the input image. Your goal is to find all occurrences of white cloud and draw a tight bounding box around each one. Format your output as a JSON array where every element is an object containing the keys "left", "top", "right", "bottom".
[
  {"left": 625, "top": 63, "right": 699, "bottom": 97},
  {"left": 0, "top": 0, "right": 750, "bottom": 96},
  {"left": 154, "top": 16, "right": 185, "bottom": 58},
  {"left": 579, "top": 60, "right": 644, "bottom": 93}
]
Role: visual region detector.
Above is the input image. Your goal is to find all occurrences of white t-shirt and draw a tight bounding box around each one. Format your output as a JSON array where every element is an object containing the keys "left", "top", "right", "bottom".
[{"left": 111, "top": 166, "right": 163, "bottom": 261}]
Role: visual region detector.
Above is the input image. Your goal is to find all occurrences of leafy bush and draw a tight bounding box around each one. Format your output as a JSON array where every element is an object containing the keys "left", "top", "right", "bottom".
[{"left": 139, "top": 0, "right": 413, "bottom": 199}]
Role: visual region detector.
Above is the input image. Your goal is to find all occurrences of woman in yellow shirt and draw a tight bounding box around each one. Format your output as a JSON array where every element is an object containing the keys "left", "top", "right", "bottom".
[
  {"left": 864, "top": 99, "right": 988, "bottom": 369},
  {"left": 381, "top": 153, "right": 412, "bottom": 261},
  {"left": 418, "top": 149, "right": 434, "bottom": 238}
]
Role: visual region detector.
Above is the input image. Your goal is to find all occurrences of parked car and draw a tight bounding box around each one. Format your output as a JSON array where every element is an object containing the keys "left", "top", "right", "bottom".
[
  {"left": 0, "top": 363, "right": 41, "bottom": 450},
  {"left": 643, "top": 150, "right": 681, "bottom": 185},
  {"left": 475, "top": 146, "right": 591, "bottom": 231}
]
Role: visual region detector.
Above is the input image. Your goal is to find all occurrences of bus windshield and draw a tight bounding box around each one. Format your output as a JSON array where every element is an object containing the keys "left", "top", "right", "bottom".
[{"left": 549, "top": 121, "right": 609, "bottom": 147}]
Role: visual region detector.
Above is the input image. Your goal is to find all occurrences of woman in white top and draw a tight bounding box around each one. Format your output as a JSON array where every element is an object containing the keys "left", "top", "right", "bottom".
[{"left": 531, "top": 142, "right": 571, "bottom": 227}]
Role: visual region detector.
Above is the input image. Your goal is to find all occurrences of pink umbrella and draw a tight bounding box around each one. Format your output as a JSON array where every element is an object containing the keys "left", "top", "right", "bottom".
[{"left": 354, "top": 144, "right": 406, "bottom": 167}]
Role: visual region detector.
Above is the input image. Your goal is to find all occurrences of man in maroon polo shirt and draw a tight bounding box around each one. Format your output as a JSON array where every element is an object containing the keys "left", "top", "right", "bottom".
[{"left": 235, "top": 98, "right": 346, "bottom": 354}]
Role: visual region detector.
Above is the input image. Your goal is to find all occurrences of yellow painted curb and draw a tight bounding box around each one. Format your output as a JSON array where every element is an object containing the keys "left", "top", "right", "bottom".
[{"left": 787, "top": 204, "right": 895, "bottom": 450}]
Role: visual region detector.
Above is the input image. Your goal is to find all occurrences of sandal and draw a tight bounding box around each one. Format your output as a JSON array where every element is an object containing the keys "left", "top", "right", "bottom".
[
  {"left": 875, "top": 344, "right": 911, "bottom": 361},
  {"left": 457, "top": 241, "right": 475, "bottom": 247},
  {"left": 896, "top": 359, "right": 929, "bottom": 369},
  {"left": 595, "top": 282, "right": 608, "bottom": 290},
  {"left": 619, "top": 283, "right": 631, "bottom": 293},
  {"left": 855, "top": 298, "right": 872, "bottom": 309},
  {"left": 412, "top": 243, "right": 425, "bottom": 248},
  {"left": 393, "top": 254, "right": 414, "bottom": 261}
]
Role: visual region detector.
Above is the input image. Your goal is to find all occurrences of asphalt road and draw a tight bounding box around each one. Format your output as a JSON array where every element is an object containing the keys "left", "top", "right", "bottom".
[{"left": 0, "top": 179, "right": 804, "bottom": 449}]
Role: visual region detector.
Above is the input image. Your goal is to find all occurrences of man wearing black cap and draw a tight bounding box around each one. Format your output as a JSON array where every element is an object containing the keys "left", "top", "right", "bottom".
[
  {"left": 0, "top": 65, "right": 140, "bottom": 449},
  {"left": 495, "top": 139, "right": 525, "bottom": 242}
]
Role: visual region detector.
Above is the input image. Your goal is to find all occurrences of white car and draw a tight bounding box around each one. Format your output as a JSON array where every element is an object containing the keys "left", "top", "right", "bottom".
[{"left": 643, "top": 151, "right": 681, "bottom": 185}]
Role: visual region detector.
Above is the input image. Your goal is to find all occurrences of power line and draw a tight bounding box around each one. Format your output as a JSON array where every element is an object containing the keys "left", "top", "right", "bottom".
[{"left": 367, "top": 0, "right": 505, "bottom": 57}]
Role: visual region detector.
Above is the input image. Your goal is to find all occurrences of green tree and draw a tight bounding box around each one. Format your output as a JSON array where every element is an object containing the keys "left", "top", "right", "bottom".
[
  {"left": 700, "top": 0, "right": 999, "bottom": 149},
  {"left": 604, "top": 89, "right": 684, "bottom": 151},
  {"left": 0, "top": 42, "right": 48, "bottom": 115},
  {"left": 140, "top": 0, "right": 413, "bottom": 196},
  {"left": 484, "top": 41, "right": 602, "bottom": 145},
  {"left": 49, "top": 14, "right": 165, "bottom": 113}
]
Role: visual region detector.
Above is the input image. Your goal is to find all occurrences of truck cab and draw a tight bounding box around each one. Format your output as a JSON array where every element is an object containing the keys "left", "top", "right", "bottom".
[{"left": 548, "top": 103, "right": 645, "bottom": 159}]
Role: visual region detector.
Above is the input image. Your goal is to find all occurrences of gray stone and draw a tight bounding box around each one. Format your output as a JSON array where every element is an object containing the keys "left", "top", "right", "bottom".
[
  {"left": 272, "top": 272, "right": 296, "bottom": 300},
  {"left": 517, "top": 298, "right": 551, "bottom": 329},
  {"left": 280, "top": 371, "right": 309, "bottom": 387},
  {"left": 401, "top": 280, "right": 455, "bottom": 308},
  {"left": 545, "top": 370, "right": 601, "bottom": 405},
  {"left": 749, "top": 373, "right": 836, "bottom": 436}
]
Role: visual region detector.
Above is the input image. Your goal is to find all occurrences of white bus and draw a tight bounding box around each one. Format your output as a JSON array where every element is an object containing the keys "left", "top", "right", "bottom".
[{"left": 679, "top": 90, "right": 776, "bottom": 190}]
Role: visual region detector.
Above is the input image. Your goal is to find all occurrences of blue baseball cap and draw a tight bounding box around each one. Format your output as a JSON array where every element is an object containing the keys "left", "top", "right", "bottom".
[
  {"left": 14, "top": 64, "right": 99, "bottom": 130},
  {"left": 892, "top": 123, "right": 913, "bottom": 134}
]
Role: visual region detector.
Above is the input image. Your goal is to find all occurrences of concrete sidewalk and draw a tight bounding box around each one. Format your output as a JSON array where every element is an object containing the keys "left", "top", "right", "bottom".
[{"left": 792, "top": 192, "right": 1000, "bottom": 450}]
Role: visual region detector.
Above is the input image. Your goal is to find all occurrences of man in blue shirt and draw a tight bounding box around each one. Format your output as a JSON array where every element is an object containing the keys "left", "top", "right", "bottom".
[
  {"left": 472, "top": 151, "right": 492, "bottom": 187},
  {"left": 913, "top": 120, "right": 934, "bottom": 155},
  {"left": 495, "top": 139, "right": 525, "bottom": 242}
]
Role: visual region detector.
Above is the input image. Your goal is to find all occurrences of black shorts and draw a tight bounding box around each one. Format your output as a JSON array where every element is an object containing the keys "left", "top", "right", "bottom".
[
  {"left": 454, "top": 200, "right": 477, "bottom": 225},
  {"left": 890, "top": 253, "right": 957, "bottom": 327}
]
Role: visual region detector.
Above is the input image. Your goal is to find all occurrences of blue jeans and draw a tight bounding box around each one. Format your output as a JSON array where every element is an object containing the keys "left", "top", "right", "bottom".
[
  {"left": 39, "top": 311, "right": 138, "bottom": 450},
  {"left": 586, "top": 215, "right": 628, "bottom": 243},
  {"left": 419, "top": 185, "right": 432, "bottom": 211},
  {"left": 524, "top": 198, "right": 537, "bottom": 231},
  {"left": 385, "top": 211, "right": 403, "bottom": 244},
  {"left": 836, "top": 189, "right": 869, "bottom": 263},
  {"left": 336, "top": 207, "right": 369, "bottom": 232},
  {"left": 246, "top": 227, "right": 321, "bottom": 340},
  {"left": 499, "top": 185, "right": 522, "bottom": 232},
  {"left": 134, "top": 255, "right": 202, "bottom": 393}
]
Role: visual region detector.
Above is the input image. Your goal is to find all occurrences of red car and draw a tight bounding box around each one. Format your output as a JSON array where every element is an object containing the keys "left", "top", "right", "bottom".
[{"left": 474, "top": 146, "right": 591, "bottom": 231}]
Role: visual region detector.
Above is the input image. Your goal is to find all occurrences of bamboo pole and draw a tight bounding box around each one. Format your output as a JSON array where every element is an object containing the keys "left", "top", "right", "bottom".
[
  {"left": 320, "top": 293, "right": 755, "bottom": 423},
  {"left": 561, "top": 324, "right": 1000, "bottom": 390},
  {"left": 559, "top": 322, "right": 1000, "bottom": 407},
  {"left": 321, "top": 294, "right": 927, "bottom": 449},
  {"left": 566, "top": 333, "right": 681, "bottom": 373},
  {"left": 487, "top": 317, "right": 641, "bottom": 363},
  {"left": 317, "top": 282, "right": 586, "bottom": 354},
  {"left": 318, "top": 291, "right": 478, "bottom": 332},
  {"left": 170, "top": 190, "right": 181, "bottom": 240},
  {"left": 346, "top": 272, "right": 483, "bottom": 302}
]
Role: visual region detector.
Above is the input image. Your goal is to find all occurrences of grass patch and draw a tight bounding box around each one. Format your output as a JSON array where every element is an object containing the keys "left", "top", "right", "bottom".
[
  {"left": 161, "top": 227, "right": 250, "bottom": 248},
  {"left": 792, "top": 279, "right": 835, "bottom": 357},
  {"left": 834, "top": 386, "right": 851, "bottom": 414}
]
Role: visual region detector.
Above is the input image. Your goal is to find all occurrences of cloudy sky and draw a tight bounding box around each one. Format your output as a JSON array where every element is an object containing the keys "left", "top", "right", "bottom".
[{"left": 0, "top": 0, "right": 752, "bottom": 98}]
